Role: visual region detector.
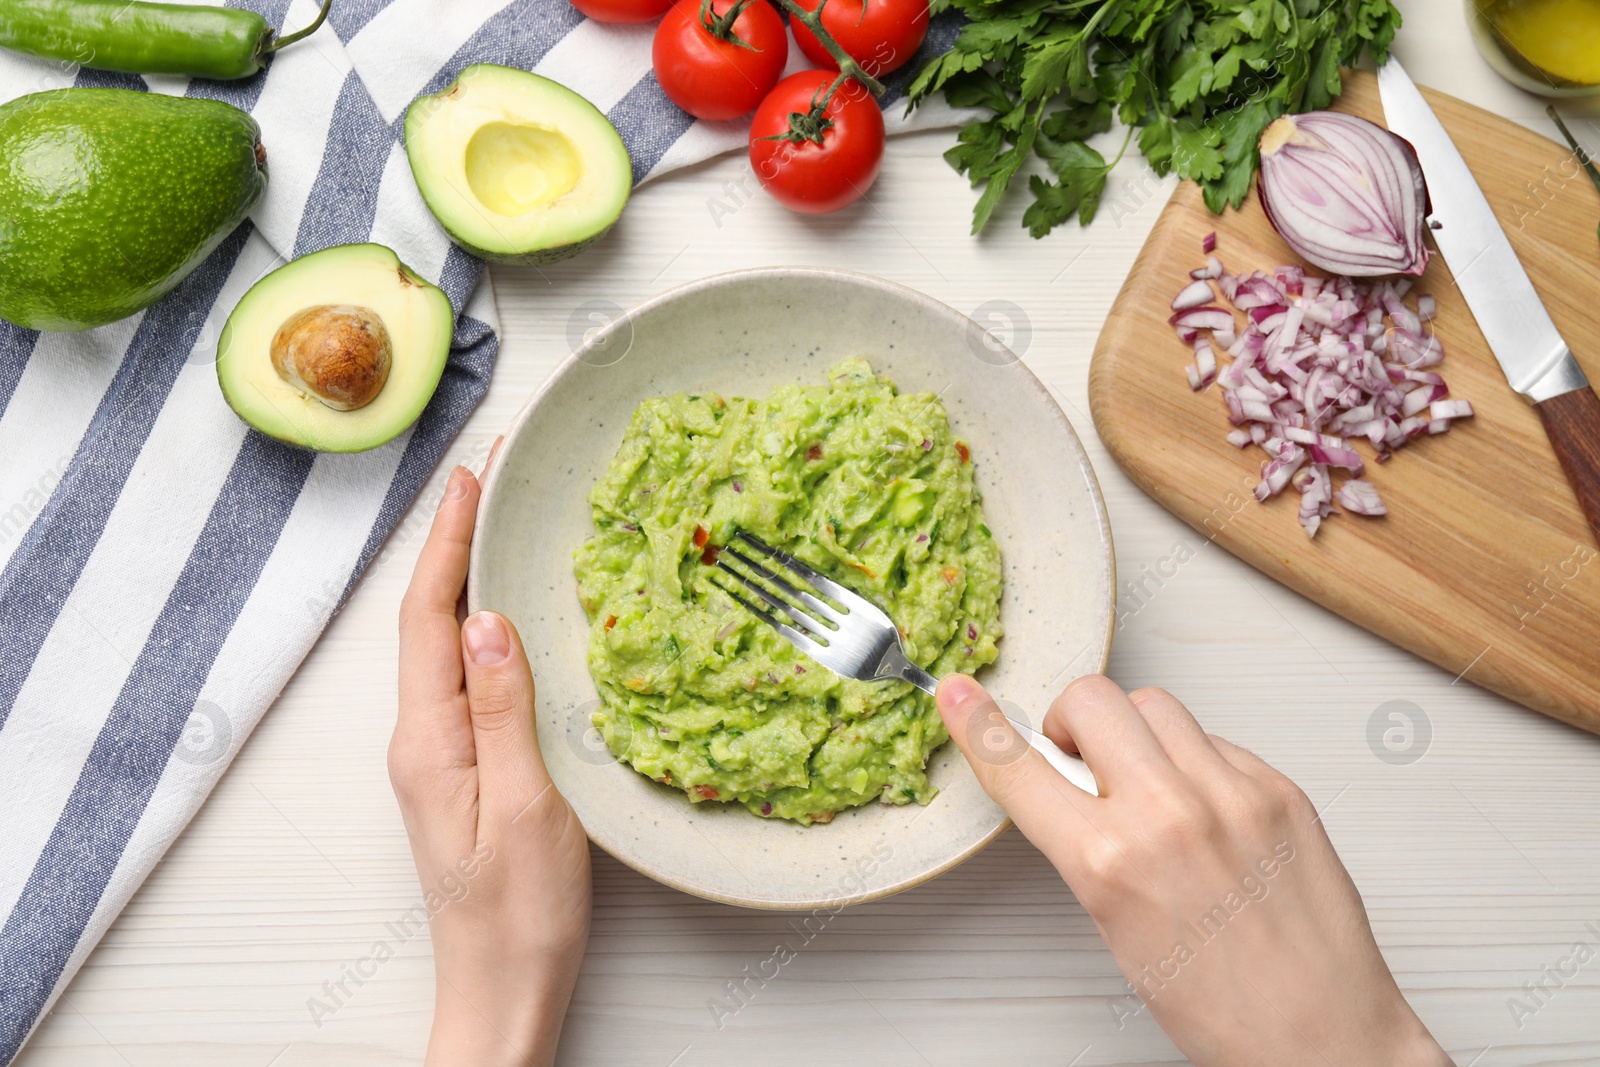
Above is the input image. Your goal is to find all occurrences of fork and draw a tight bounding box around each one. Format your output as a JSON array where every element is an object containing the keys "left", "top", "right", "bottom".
[{"left": 713, "top": 532, "right": 1099, "bottom": 797}]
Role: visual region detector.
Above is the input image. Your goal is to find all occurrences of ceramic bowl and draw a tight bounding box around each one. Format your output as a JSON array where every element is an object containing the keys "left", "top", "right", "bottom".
[{"left": 469, "top": 267, "right": 1113, "bottom": 910}]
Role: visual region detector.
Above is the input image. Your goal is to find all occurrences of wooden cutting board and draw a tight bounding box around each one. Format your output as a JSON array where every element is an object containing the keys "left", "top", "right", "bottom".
[{"left": 1089, "top": 70, "right": 1600, "bottom": 734}]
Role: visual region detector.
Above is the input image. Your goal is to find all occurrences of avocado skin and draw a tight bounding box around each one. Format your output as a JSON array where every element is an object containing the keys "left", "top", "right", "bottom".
[
  {"left": 445, "top": 227, "right": 607, "bottom": 266},
  {"left": 0, "top": 89, "right": 267, "bottom": 332}
]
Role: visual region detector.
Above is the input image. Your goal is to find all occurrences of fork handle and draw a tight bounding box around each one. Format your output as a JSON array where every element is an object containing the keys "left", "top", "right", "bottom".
[
  {"left": 1006, "top": 716, "right": 1101, "bottom": 796},
  {"left": 890, "top": 660, "right": 1100, "bottom": 797},
  {"left": 895, "top": 662, "right": 939, "bottom": 695}
]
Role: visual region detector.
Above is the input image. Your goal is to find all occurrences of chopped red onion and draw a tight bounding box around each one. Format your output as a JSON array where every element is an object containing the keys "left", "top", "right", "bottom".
[
  {"left": 1174, "top": 256, "right": 1467, "bottom": 538},
  {"left": 1389, "top": 330, "right": 1443, "bottom": 368},
  {"left": 1187, "top": 337, "right": 1218, "bottom": 391},
  {"left": 1172, "top": 279, "right": 1217, "bottom": 310},
  {"left": 1233, "top": 276, "right": 1285, "bottom": 310},
  {"left": 1169, "top": 307, "right": 1235, "bottom": 332},
  {"left": 1256, "top": 111, "right": 1431, "bottom": 278},
  {"left": 1400, "top": 384, "right": 1445, "bottom": 417},
  {"left": 1335, "top": 480, "right": 1387, "bottom": 516},
  {"left": 1429, "top": 399, "right": 1474, "bottom": 421},
  {"left": 1255, "top": 446, "right": 1307, "bottom": 499},
  {"left": 1202, "top": 231, "right": 1217, "bottom": 253},
  {"left": 1296, "top": 464, "right": 1333, "bottom": 538},
  {"left": 1309, "top": 442, "right": 1366, "bottom": 476}
]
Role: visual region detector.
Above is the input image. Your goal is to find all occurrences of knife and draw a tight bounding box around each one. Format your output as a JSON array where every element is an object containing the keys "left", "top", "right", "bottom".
[{"left": 1378, "top": 59, "right": 1600, "bottom": 538}]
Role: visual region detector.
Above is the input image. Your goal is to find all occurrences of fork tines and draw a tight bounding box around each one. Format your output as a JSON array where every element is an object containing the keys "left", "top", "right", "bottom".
[{"left": 711, "top": 533, "right": 850, "bottom": 643}]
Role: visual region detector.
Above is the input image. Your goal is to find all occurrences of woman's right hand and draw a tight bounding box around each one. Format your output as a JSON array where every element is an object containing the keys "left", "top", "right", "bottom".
[{"left": 935, "top": 673, "right": 1451, "bottom": 1067}]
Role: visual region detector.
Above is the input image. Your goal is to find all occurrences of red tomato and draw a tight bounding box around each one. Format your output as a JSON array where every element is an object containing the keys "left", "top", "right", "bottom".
[
  {"left": 569, "top": 0, "right": 674, "bottom": 23},
  {"left": 789, "top": 0, "right": 929, "bottom": 76},
  {"left": 748, "top": 70, "right": 885, "bottom": 214},
  {"left": 653, "top": 0, "right": 788, "bottom": 122}
]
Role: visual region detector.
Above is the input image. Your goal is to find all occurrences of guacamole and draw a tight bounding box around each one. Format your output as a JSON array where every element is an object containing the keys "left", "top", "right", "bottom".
[{"left": 574, "top": 359, "right": 1002, "bottom": 825}]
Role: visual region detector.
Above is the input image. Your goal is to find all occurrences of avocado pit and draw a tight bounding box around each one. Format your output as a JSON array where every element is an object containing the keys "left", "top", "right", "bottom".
[{"left": 270, "top": 303, "right": 392, "bottom": 411}]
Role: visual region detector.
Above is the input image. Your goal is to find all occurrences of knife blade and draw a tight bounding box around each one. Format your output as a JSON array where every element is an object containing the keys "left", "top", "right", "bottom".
[{"left": 1378, "top": 58, "right": 1600, "bottom": 537}]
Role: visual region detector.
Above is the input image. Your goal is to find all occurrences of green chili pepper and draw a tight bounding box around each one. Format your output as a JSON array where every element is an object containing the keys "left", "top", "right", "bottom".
[{"left": 0, "top": 0, "right": 332, "bottom": 81}]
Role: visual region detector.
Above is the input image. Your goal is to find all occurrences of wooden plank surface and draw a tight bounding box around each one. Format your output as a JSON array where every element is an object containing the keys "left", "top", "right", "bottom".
[{"left": 1089, "top": 70, "right": 1600, "bottom": 734}]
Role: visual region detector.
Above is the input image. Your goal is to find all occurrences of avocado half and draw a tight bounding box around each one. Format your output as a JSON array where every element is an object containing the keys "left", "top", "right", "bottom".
[
  {"left": 404, "top": 64, "right": 632, "bottom": 264},
  {"left": 216, "top": 243, "right": 453, "bottom": 453}
]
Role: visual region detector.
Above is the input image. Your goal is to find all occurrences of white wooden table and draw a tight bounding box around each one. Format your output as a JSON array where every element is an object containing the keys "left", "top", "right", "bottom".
[{"left": 18, "top": 7, "right": 1600, "bottom": 1064}]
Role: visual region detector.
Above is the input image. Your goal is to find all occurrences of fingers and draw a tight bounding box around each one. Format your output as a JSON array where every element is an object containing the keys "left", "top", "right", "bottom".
[
  {"left": 399, "top": 465, "right": 480, "bottom": 714},
  {"left": 405, "top": 466, "right": 479, "bottom": 617},
  {"left": 1040, "top": 675, "right": 1172, "bottom": 794},
  {"left": 1125, "top": 687, "right": 1233, "bottom": 773},
  {"left": 461, "top": 611, "right": 550, "bottom": 818},
  {"left": 936, "top": 674, "right": 1095, "bottom": 859},
  {"left": 1208, "top": 733, "right": 1278, "bottom": 780}
]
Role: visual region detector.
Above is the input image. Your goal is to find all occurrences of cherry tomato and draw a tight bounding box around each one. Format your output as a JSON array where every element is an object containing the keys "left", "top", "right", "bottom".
[
  {"left": 789, "top": 0, "right": 929, "bottom": 76},
  {"left": 748, "top": 70, "right": 885, "bottom": 214},
  {"left": 569, "top": 0, "right": 674, "bottom": 24},
  {"left": 653, "top": 0, "right": 788, "bottom": 122}
]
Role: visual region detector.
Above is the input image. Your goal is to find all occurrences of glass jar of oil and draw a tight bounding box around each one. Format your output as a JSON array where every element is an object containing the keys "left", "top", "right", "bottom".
[{"left": 1467, "top": 0, "right": 1600, "bottom": 95}]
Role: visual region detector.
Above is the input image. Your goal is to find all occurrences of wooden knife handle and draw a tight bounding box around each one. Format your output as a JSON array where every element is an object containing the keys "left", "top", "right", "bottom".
[{"left": 1536, "top": 385, "right": 1600, "bottom": 542}]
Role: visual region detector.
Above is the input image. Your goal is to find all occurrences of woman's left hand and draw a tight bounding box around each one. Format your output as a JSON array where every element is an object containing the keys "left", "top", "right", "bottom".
[{"left": 391, "top": 456, "right": 592, "bottom": 1067}]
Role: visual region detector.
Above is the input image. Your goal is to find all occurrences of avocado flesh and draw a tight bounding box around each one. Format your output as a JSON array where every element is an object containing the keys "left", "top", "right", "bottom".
[
  {"left": 405, "top": 64, "right": 631, "bottom": 264},
  {"left": 0, "top": 88, "right": 266, "bottom": 331},
  {"left": 216, "top": 244, "right": 453, "bottom": 453}
]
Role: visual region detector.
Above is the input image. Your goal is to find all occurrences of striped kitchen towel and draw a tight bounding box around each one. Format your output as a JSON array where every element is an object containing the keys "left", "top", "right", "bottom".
[{"left": 0, "top": 0, "right": 966, "bottom": 1060}]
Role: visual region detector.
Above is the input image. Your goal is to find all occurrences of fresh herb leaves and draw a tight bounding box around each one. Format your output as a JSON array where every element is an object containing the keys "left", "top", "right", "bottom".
[{"left": 907, "top": 0, "right": 1402, "bottom": 235}]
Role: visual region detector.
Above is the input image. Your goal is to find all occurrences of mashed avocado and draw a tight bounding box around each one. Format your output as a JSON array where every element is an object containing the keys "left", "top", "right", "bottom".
[{"left": 574, "top": 359, "right": 1002, "bottom": 825}]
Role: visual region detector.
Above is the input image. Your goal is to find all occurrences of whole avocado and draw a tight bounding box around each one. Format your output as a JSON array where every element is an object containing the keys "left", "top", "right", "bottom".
[{"left": 0, "top": 88, "right": 266, "bottom": 331}]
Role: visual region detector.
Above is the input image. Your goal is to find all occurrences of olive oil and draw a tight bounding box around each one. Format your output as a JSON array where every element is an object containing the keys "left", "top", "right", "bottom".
[{"left": 1468, "top": 0, "right": 1600, "bottom": 94}]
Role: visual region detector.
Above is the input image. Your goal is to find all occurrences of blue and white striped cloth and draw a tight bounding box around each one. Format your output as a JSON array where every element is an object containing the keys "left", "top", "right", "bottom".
[{"left": 0, "top": 1, "right": 964, "bottom": 1060}]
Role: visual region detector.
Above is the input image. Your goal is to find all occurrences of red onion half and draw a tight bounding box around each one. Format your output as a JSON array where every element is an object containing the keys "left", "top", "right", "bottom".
[{"left": 1257, "top": 112, "right": 1431, "bottom": 278}]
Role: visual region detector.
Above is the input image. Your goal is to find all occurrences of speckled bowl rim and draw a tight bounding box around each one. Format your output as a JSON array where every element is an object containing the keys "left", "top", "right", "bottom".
[{"left": 469, "top": 266, "right": 1115, "bottom": 910}]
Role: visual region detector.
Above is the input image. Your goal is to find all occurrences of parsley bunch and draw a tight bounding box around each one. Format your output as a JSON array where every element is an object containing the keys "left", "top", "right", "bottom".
[{"left": 907, "top": 0, "right": 1403, "bottom": 236}]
